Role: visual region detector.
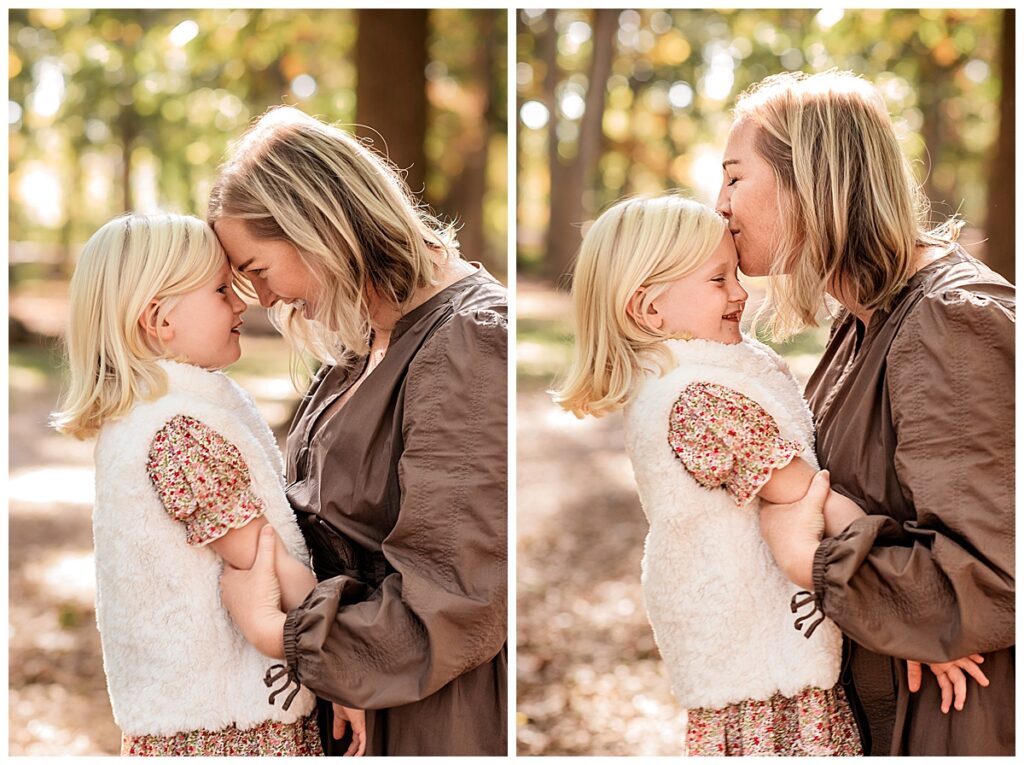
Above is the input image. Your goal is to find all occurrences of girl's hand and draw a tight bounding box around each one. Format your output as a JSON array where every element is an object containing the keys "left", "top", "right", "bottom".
[
  {"left": 759, "top": 470, "right": 830, "bottom": 588},
  {"left": 220, "top": 525, "right": 286, "bottom": 658},
  {"left": 907, "top": 654, "right": 989, "bottom": 713},
  {"left": 332, "top": 703, "right": 367, "bottom": 756}
]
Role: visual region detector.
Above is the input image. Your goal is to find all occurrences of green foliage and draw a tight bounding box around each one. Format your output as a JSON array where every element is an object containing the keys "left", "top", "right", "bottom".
[
  {"left": 10, "top": 9, "right": 506, "bottom": 274},
  {"left": 516, "top": 9, "right": 1005, "bottom": 275}
]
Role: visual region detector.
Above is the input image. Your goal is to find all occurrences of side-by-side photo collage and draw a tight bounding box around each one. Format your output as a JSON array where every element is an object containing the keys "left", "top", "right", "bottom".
[{"left": 7, "top": 6, "right": 1016, "bottom": 759}]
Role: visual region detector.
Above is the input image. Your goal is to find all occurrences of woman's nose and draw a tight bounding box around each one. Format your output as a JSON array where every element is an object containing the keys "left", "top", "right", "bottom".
[
  {"left": 252, "top": 282, "right": 277, "bottom": 308},
  {"left": 715, "top": 185, "right": 731, "bottom": 218}
]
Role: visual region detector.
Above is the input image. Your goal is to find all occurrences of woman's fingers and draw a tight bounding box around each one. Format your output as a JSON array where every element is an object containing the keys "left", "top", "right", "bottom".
[
  {"left": 906, "top": 660, "right": 922, "bottom": 692},
  {"left": 935, "top": 671, "right": 953, "bottom": 714},
  {"left": 344, "top": 735, "right": 358, "bottom": 756},
  {"left": 948, "top": 666, "right": 967, "bottom": 711},
  {"left": 955, "top": 657, "right": 990, "bottom": 687},
  {"left": 332, "top": 703, "right": 348, "bottom": 740}
]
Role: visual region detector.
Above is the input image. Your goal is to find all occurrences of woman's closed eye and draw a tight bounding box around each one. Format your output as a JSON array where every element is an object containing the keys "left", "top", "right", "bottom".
[
  {"left": 247, "top": 267, "right": 267, "bottom": 278},
  {"left": 726, "top": 176, "right": 738, "bottom": 187}
]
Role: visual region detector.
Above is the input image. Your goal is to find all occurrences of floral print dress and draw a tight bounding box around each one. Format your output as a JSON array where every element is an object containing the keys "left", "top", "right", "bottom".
[
  {"left": 668, "top": 383, "right": 861, "bottom": 756},
  {"left": 119, "top": 415, "right": 322, "bottom": 757}
]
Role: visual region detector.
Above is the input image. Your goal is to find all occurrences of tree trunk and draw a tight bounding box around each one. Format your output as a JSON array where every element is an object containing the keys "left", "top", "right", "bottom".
[
  {"left": 436, "top": 10, "right": 495, "bottom": 272},
  {"left": 985, "top": 9, "right": 1014, "bottom": 282},
  {"left": 544, "top": 9, "right": 617, "bottom": 285},
  {"left": 355, "top": 10, "right": 428, "bottom": 196}
]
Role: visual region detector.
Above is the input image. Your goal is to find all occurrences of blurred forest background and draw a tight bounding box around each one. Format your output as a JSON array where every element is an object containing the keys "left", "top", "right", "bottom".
[
  {"left": 515, "top": 8, "right": 1014, "bottom": 756},
  {"left": 8, "top": 8, "right": 506, "bottom": 755}
]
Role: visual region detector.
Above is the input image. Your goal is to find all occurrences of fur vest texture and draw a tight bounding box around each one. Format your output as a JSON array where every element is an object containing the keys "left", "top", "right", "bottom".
[
  {"left": 623, "top": 336, "right": 841, "bottom": 711},
  {"left": 92, "top": 360, "right": 315, "bottom": 736}
]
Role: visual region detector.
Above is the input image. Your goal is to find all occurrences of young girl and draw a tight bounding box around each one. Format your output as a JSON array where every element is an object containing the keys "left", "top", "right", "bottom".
[
  {"left": 554, "top": 195, "right": 867, "bottom": 755},
  {"left": 52, "top": 213, "right": 364, "bottom": 756}
]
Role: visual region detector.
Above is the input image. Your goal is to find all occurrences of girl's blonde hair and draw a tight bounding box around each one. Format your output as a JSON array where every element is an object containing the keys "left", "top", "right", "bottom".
[
  {"left": 552, "top": 195, "right": 727, "bottom": 418},
  {"left": 52, "top": 213, "right": 227, "bottom": 439},
  {"left": 207, "top": 106, "right": 459, "bottom": 368},
  {"left": 734, "top": 70, "right": 961, "bottom": 340}
]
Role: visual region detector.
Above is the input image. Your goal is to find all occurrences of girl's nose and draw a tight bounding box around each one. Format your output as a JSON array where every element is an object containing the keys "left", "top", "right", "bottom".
[{"left": 733, "top": 281, "right": 749, "bottom": 302}]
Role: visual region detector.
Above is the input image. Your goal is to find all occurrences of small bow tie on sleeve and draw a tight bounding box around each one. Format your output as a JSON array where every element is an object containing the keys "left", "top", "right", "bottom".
[
  {"left": 790, "top": 590, "right": 826, "bottom": 638},
  {"left": 264, "top": 663, "right": 302, "bottom": 711}
]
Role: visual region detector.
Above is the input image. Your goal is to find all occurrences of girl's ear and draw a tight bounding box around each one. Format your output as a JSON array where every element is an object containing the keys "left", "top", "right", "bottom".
[
  {"left": 139, "top": 300, "right": 174, "bottom": 343},
  {"left": 627, "top": 288, "right": 663, "bottom": 331}
]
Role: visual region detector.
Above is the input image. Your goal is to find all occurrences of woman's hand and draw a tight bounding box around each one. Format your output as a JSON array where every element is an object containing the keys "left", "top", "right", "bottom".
[
  {"left": 220, "top": 524, "right": 287, "bottom": 659},
  {"left": 332, "top": 703, "right": 367, "bottom": 756},
  {"left": 759, "top": 470, "right": 830, "bottom": 589},
  {"left": 907, "top": 654, "right": 990, "bottom": 713}
]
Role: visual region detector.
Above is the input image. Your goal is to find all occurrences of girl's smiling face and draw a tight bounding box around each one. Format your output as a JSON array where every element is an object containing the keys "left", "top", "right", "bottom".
[
  {"left": 641, "top": 232, "right": 748, "bottom": 344},
  {"left": 160, "top": 258, "right": 247, "bottom": 370}
]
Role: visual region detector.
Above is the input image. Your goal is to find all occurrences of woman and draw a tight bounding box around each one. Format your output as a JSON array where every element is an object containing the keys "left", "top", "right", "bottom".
[
  {"left": 715, "top": 70, "right": 1014, "bottom": 756},
  {"left": 207, "top": 106, "right": 507, "bottom": 756}
]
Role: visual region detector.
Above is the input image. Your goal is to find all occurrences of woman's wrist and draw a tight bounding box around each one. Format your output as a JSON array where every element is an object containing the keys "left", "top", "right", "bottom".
[
  {"left": 781, "top": 537, "right": 819, "bottom": 590},
  {"left": 259, "top": 610, "right": 288, "bottom": 660}
]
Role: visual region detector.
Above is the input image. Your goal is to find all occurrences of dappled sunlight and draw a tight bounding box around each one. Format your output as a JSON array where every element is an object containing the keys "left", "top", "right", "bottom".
[
  {"left": 24, "top": 551, "right": 96, "bottom": 608},
  {"left": 9, "top": 467, "right": 94, "bottom": 506}
]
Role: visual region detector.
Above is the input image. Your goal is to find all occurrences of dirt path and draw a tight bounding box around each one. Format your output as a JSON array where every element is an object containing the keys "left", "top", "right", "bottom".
[
  {"left": 515, "top": 282, "right": 687, "bottom": 755},
  {"left": 9, "top": 359, "right": 121, "bottom": 755},
  {"left": 516, "top": 390, "right": 688, "bottom": 755}
]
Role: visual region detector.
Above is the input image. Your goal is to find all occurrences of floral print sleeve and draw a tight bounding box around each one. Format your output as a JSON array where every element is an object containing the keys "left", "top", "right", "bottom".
[
  {"left": 668, "top": 382, "right": 804, "bottom": 508},
  {"left": 146, "top": 415, "right": 265, "bottom": 546}
]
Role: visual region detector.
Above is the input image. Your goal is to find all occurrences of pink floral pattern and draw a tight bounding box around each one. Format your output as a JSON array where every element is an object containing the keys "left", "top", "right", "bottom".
[
  {"left": 668, "top": 382, "right": 803, "bottom": 507},
  {"left": 685, "top": 684, "right": 861, "bottom": 756},
  {"left": 121, "top": 714, "right": 322, "bottom": 756},
  {"left": 146, "top": 415, "right": 265, "bottom": 546}
]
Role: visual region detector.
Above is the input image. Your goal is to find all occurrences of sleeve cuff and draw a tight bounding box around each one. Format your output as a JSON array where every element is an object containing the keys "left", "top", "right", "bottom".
[
  {"left": 728, "top": 437, "right": 803, "bottom": 508},
  {"left": 812, "top": 536, "right": 833, "bottom": 606},
  {"left": 283, "top": 607, "right": 302, "bottom": 679}
]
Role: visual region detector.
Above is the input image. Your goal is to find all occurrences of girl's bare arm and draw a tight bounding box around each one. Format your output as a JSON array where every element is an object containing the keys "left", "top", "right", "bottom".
[
  {"left": 209, "top": 516, "right": 317, "bottom": 611},
  {"left": 758, "top": 457, "right": 866, "bottom": 536}
]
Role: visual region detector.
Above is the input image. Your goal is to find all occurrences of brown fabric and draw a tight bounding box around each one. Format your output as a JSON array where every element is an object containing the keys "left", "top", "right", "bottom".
[
  {"left": 281, "top": 265, "right": 508, "bottom": 756},
  {"left": 805, "top": 249, "right": 1015, "bottom": 756}
]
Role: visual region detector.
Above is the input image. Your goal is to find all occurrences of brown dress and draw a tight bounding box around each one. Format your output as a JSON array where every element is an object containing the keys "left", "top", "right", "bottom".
[
  {"left": 805, "top": 249, "right": 1015, "bottom": 756},
  {"left": 281, "top": 266, "right": 507, "bottom": 756}
]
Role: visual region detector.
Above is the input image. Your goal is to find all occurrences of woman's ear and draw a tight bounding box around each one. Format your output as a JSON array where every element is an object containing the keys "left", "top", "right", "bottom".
[
  {"left": 139, "top": 300, "right": 174, "bottom": 343},
  {"left": 627, "top": 288, "right": 663, "bottom": 331}
]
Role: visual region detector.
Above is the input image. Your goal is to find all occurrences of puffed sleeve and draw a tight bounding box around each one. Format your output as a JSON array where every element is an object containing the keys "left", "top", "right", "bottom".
[
  {"left": 146, "top": 415, "right": 265, "bottom": 546},
  {"left": 813, "top": 289, "right": 1015, "bottom": 662},
  {"left": 283, "top": 308, "right": 508, "bottom": 709},
  {"left": 669, "top": 381, "right": 804, "bottom": 508}
]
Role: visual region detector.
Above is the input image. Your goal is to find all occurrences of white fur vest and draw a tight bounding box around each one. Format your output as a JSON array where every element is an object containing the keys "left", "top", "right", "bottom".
[
  {"left": 623, "top": 336, "right": 841, "bottom": 711},
  {"left": 92, "top": 360, "right": 315, "bottom": 736}
]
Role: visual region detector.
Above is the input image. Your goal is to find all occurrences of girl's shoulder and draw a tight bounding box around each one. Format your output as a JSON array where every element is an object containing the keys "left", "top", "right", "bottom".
[
  {"left": 640, "top": 335, "right": 796, "bottom": 393},
  {"left": 626, "top": 335, "right": 809, "bottom": 435}
]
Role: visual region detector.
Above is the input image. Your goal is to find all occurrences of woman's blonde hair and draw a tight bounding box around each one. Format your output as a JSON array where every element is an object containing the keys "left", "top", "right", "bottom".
[
  {"left": 207, "top": 106, "right": 458, "bottom": 369},
  {"left": 52, "top": 213, "right": 227, "bottom": 439},
  {"left": 734, "top": 70, "right": 962, "bottom": 340},
  {"left": 552, "top": 195, "right": 727, "bottom": 418}
]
